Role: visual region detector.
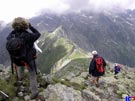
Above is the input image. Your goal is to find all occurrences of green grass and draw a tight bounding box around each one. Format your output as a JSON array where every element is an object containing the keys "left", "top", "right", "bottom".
[
  {"left": 54, "top": 58, "right": 90, "bottom": 78},
  {"left": 37, "top": 31, "right": 76, "bottom": 74},
  {"left": 37, "top": 27, "right": 89, "bottom": 76},
  {"left": 52, "top": 77, "right": 87, "bottom": 91},
  {"left": 70, "top": 50, "right": 86, "bottom": 59},
  {"left": 0, "top": 75, "right": 16, "bottom": 100},
  {"left": 37, "top": 44, "right": 67, "bottom": 74}
]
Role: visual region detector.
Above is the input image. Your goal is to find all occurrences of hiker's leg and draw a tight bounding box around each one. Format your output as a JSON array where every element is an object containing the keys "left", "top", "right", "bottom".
[
  {"left": 114, "top": 71, "right": 118, "bottom": 75},
  {"left": 28, "top": 60, "right": 38, "bottom": 98},
  {"left": 92, "top": 77, "right": 97, "bottom": 84},
  {"left": 17, "top": 66, "right": 24, "bottom": 80},
  {"left": 96, "top": 76, "right": 100, "bottom": 83}
]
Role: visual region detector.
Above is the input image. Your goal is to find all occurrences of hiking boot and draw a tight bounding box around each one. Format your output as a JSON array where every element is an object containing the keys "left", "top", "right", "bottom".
[
  {"left": 14, "top": 81, "right": 23, "bottom": 86},
  {"left": 30, "top": 92, "right": 38, "bottom": 100},
  {"left": 96, "top": 84, "right": 100, "bottom": 87},
  {"left": 114, "top": 76, "right": 118, "bottom": 79},
  {"left": 36, "top": 95, "right": 45, "bottom": 101},
  {"left": 92, "top": 79, "right": 98, "bottom": 84}
]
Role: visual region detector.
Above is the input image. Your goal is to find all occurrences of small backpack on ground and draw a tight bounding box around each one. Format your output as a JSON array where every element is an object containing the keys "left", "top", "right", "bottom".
[
  {"left": 95, "top": 57, "right": 104, "bottom": 73},
  {"left": 6, "top": 33, "right": 27, "bottom": 61}
]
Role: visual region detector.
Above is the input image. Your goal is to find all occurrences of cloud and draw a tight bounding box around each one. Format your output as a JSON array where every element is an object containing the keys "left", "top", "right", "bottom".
[
  {"left": 61, "top": 0, "right": 135, "bottom": 12},
  {"left": 0, "top": 0, "right": 135, "bottom": 23},
  {"left": 0, "top": 0, "right": 70, "bottom": 23},
  {"left": 41, "top": 0, "right": 135, "bottom": 14},
  {"left": 63, "top": 0, "right": 90, "bottom": 10},
  {"left": 88, "top": 0, "right": 135, "bottom": 11}
]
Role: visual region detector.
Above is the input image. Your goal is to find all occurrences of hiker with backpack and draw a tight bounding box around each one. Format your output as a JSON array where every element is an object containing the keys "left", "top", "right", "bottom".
[
  {"left": 89, "top": 50, "right": 106, "bottom": 85},
  {"left": 113, "top": 63, "right": 123, "bottom": 79},
  {"left": 114, "top": 63, "right": 121, "bottom": 75},
  {"left": 6, "top": 17, "right": 41, "bottom": 99}
]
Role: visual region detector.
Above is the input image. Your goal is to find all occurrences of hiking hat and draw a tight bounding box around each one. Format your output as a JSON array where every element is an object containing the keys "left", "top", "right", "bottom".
[
  {"left": 12, "top": 17, "right": 29, "bottom": 30},
  {"left": 92, "top": 50, "right": 98, "bottom": 55},
  {"left": 115, "top": 63, "right": 118, "bottom": 66}
]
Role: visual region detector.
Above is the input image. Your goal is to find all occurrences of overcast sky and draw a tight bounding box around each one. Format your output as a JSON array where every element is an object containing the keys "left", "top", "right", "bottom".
[{"left": 0, "top": 0, "right": 135, "bottom": 23}]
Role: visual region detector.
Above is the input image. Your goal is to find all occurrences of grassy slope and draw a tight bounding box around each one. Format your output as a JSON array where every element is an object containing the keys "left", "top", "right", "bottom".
[
  {"left": 54, "top": 58, "right": 90, "bottom": 78},
  {"left": 37, "top": 26, "right": 88, "bottom": 74}
]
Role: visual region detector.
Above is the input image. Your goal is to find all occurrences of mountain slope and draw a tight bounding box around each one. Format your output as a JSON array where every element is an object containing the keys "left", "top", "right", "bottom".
[
  {"left": 1, "top": 58, "right": 135, "bottom": 101},
  {"left": 1, "top": 10, "right": 135, "bottom": 67},
  {"left": 43, "top": 61, "right": 135, "bottom": 101},
  {"left": 0, "top": 26, "right": 135, "bottom": 100},
  {"left": 35, "top": 26, "right": 135, "bottom": 100},
  {"left": 37, "top": 26, "right": 89, "bottom": 74},
  {"left": 31, "top": 10, "right": 135, "bottom": 67}
]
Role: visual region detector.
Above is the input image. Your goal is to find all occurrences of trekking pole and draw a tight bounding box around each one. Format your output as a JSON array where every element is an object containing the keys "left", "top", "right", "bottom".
[
  {"left": 0, "top": 90, "right": 9, "bottom": 99},
  {"left": 14, "top": 64, "right": 19, "bottom": 80},
  {"left": 11, "top": 59, "right": 14, "bottom": 74},
  {"left": 33, "top": 60, "right": 38, "bottom": 75}
]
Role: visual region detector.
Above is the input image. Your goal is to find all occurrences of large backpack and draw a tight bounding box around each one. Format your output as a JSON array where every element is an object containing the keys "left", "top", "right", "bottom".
[
  {"left": 95, "top": 57, "right": 104, "bottom": 73},
  {"left": 6, "top": 33, "right": 27, "bottom": 62},
  {"left": 6, "top": 32, "right": 28, "bottom": 74}
]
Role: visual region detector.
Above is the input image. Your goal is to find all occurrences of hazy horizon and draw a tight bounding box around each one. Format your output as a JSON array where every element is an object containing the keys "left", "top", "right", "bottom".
[{"left": 0, "top": 0, "right": 135, "bottom": 23}]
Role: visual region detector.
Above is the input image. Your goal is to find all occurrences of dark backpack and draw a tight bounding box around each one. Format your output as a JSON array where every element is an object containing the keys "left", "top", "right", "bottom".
[
  {"left": 6, "top": 33, "right": 27, "bottom": 61},
  {"left": 95, "top": 57, "right": 104, "bottom": 73}
]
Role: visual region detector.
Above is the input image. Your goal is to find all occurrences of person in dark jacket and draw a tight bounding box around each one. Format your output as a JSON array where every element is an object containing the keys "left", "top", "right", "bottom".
[
  {"left": 113, "top": 63, "right": 122, "bottom": 79},
  {"left": 6, "top": 17, "right": 41, "bottom": 99},
  {"left": 89, "top": 50, "right": 106, "bottom": 84},
  {"left": 114, "top": 63, "right": 121, "bottom": 75}
]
